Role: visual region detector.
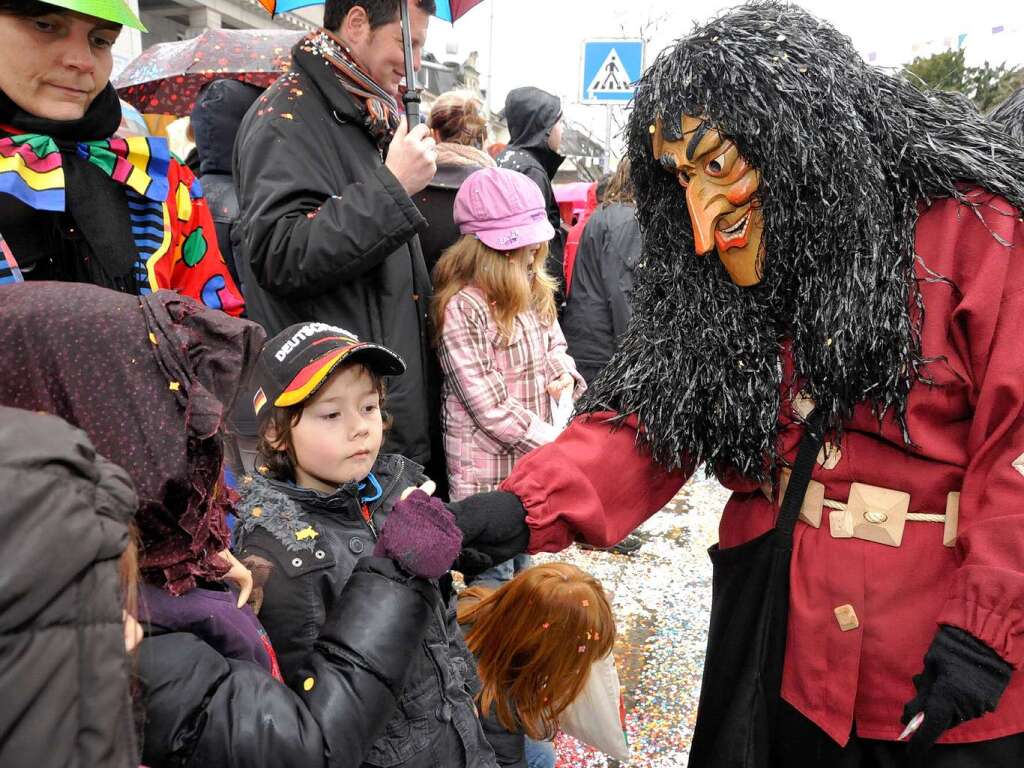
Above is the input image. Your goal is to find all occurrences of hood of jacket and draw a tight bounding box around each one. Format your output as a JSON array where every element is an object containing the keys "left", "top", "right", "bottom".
[
  {"left": 192, "top": 79, "right": 265, "bottom": 176},
  {"left": 505, "top": 86, "right": 561, "bottom": 150},
  {"left": 503, "top": 87, "right": 565, "bottom": 179},
  {"left": 0, "top": 282, "right": 266, "bottom": 595},
  {"left": 0, "top": 406, "right": 138, "bottom": 768}
]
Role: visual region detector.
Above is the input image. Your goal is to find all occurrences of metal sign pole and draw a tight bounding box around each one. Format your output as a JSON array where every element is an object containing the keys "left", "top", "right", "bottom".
[
  {"left": 604, "top": 105, "right": 613, "bottom": 172},
  {"left": 486, "top": 0, "right": 495, "bottom": 114}
]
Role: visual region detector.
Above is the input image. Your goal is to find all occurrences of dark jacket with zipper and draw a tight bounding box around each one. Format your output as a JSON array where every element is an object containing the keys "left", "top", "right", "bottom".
[
  {"left": 234, "top": 454, "right": 496, "bottom": 768},
  {"left": 561, "top": 202, "right": 641, "bottom": 385},
  {"left": 496, "top": 87, "right": 567, "bottom": 303},
  {"left": 234, "top": 42, "right": 434, "bottom": 466}
]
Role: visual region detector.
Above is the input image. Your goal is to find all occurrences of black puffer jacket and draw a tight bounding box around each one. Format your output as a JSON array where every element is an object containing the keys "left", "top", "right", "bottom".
[
  {"left": 0, "top": 406, "right": 137, "bottom": 768},
  {"left": 496, "top": 87, "right": 567, "bottom": 301},
  {"left": 235, "top": 39, "right": 434, "bottom": 466},
  {"left": 191, "top": 78, "right": 264, "bottom": 290},
  {"left": 561, "top": 202, "right": 641, "bottom": 384},
  {"left": 138, "top": 557, "right": 439, "bottom": 768},
  {"left": 234, "top": 455, "right": 496, "bottom": 768}
]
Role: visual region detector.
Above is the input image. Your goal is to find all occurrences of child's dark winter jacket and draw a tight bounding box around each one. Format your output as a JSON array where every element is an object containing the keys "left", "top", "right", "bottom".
[{"left": 234, "top": 454, "right": 497, "bottom": 768}]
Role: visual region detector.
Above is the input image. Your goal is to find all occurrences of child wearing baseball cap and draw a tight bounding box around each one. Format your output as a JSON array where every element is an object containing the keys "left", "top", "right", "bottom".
[
  {"left": 431, "top": 167, "right": 586, "bottom": 582},
  {"left": 232, "top": 322, "right": 496, "bottom": 768}
]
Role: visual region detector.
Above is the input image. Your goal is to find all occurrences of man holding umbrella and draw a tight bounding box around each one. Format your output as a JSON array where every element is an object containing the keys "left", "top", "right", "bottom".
[{"left": 235, "top": 0, "right": 439, "bottom": 470}]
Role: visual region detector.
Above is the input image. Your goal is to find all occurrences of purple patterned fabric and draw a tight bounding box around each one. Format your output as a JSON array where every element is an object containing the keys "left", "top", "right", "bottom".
[{"left": 0, "top": 282, "right": 265, "bottom": 594}]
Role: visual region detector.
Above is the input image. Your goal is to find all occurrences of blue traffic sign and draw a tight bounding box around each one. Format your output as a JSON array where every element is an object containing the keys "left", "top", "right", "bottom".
[{"left": 580, "top": 39, "right": 644, "bottom": 104}]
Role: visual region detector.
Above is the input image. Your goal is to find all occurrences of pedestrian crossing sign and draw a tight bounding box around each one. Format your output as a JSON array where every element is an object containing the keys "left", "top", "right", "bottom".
[{"left": 580, "top": 39, "right": 644, "bottom": 104}]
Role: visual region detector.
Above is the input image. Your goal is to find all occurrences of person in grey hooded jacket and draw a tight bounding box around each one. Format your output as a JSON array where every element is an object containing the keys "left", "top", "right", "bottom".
[
  {"left": 496, "top": 86, "right": 567, "bottom": 303},
  {"left": 561, "top": 159, "right": 642, "bottom": 385}
]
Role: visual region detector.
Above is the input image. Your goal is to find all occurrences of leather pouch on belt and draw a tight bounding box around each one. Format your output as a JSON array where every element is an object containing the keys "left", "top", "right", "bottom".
[{"left": 847, "top": 482, "right": 910, "bottom": 547}]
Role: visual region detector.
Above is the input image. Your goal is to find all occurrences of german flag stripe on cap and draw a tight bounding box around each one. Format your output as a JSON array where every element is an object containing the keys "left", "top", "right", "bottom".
[{"left": 275, "top": 346, "right": 353, "bottom": 407}]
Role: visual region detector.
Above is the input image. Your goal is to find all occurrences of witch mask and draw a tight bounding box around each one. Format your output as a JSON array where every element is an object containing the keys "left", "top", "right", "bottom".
[{"left": 652, "top": 115, "right": 764, "bottom": 286}]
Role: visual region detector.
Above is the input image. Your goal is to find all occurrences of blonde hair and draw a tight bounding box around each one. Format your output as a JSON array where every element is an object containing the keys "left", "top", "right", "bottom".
[
  {"left": 429, "top": 90, "right": 488, "bottom": 148},
  {"left": 431, "top": 235, "right": 558, "bottom": 344},
  {"left": 457, "top": 563, "right": 616, "bottom": 740}
]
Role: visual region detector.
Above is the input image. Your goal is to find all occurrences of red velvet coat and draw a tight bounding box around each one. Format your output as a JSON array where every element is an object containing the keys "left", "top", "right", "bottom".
[{"left": 502, "top": 193, "right": 1024, "bottom": 745}]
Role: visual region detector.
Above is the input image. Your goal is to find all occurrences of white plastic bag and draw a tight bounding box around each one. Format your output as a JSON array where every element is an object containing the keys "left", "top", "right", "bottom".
[
  {"left": 549, "top": 390, "right": 574, "bottom": 432},
  {"left": 557, "top": 652, "right": 630, "bottom": 761}
]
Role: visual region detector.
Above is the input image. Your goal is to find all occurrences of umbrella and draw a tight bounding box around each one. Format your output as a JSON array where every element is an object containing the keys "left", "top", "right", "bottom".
[
  {"left": 402, "top": 0, "right": 485, "bottom": 123},
  {"left": 114, "top": 28, "right": 303, "bottom": 116},
  {"left": 433, "top": 1, "right": 486, "bottom": 23},
  {"left": 257, "top": 0, "right": 486, "bottom": 124},
  {"left": 255, "top": 0, "right": 483, "bottom": 23}
]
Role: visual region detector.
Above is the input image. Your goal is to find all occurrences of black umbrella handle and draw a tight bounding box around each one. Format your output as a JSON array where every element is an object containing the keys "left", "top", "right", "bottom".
[{"left": 399, "top": 0, "right": 421, "bottom": 126}]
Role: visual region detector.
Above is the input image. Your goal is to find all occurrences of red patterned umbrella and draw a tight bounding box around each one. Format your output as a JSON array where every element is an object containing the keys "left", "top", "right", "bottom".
[{"left": 114, "top": 28, "right": 303, "bottom": 116}]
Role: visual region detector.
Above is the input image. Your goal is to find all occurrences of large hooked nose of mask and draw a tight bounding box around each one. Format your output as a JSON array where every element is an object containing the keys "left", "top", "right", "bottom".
[{"left": 685, "top": 175, "right": 733, "bottom": 256}]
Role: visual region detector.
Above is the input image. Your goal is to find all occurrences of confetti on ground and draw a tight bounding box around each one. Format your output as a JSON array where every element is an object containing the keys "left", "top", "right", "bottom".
[{"left": 534, "top": 476, "right": 730, "bottom": 768}]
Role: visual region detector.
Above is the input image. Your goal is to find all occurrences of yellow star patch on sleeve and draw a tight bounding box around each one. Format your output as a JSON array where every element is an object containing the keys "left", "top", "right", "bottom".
[{"left": 295, "top": 526, "right": 319, "bottom": 541}]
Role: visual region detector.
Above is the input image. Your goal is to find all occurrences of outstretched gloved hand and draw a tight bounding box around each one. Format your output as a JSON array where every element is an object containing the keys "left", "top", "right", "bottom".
[
  {"left": 447, "top": 490, "right": 531, "bottom": 577},
  {"left": 901, "top": 625, "right": 1012, "bottom": 756},
  {"left": 374, "top": 489, "right": 462, "bottom": 580}
]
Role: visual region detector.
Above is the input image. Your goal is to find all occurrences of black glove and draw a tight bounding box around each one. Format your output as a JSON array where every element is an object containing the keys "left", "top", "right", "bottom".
[
  {"left": 447, "top": 491, "right": 530, "bottom": 578},
  {"left": 901, "top": 625, "right": 1013, "bottom": 756}
]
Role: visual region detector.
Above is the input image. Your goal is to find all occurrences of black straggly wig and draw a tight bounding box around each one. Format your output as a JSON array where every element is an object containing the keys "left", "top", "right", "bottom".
[
  {"left": 579, "top": 1, "right": 1024, "bottom": 481},
  {"left": 990, "top": 86, "right": 1024, "bottom": 144}
]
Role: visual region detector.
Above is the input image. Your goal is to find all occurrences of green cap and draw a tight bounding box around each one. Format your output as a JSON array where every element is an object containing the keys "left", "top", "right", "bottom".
[{"left": 44, "top": 0, "right": 147, "bottom": 32}]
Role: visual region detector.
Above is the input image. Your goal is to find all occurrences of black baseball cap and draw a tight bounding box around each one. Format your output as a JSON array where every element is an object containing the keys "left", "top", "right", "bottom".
[{"left": 252, "top": 322, "right": 405, "bottom": 416}]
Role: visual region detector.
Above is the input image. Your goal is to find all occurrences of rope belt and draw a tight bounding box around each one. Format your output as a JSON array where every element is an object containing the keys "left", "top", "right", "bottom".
[
  {"left": 822, "top": 497, "right": 946, "bottom": 523},
  {"left": 773, "top": 468, "right": 960, "bottom": 548}
]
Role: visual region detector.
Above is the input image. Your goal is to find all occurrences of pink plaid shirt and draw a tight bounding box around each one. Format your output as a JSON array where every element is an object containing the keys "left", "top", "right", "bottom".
[{"left": 438, "top": 285, "right": 585, "bottom": 500}]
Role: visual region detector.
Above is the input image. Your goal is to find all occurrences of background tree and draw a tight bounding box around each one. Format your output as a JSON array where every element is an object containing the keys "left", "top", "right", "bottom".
[{"left": 901, "top": 48, "right": 1024, "bottom": 112}]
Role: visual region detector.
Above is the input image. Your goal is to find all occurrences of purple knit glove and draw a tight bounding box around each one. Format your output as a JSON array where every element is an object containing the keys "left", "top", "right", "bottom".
[{"left": 374, "top": 490, "right": 463, "bottom": 579}]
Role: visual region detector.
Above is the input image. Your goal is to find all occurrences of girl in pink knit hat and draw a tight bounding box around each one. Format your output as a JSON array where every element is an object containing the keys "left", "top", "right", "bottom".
[{"left": 431, "top": 167, "right": 586, "bottom": 585}]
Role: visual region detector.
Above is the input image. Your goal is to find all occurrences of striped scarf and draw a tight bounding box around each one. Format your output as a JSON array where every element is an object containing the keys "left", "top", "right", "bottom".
[
  {"left": 298, "top": 30, "right": 400, "bottom": 149},
  {"left": 0, "top": 132, "right": 170, "bottom": 212},
  {"left": 0, "top": 233, "right": 21, "bottom": 285}
]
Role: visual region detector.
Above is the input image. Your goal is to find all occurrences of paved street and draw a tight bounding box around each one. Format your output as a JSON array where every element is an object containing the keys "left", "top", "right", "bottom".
[{"left": 534, "top": 476, "right": 731, "bottom": 768}]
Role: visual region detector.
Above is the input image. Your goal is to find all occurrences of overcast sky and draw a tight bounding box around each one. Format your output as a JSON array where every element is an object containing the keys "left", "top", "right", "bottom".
[{"left": 423, "top": 0, "right": 1024, "bottom": 150}]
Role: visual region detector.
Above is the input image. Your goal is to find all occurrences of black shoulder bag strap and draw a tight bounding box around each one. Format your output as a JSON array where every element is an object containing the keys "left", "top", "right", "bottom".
[{"left": 775, "top": 409, "right": 826, "bottom": 550}]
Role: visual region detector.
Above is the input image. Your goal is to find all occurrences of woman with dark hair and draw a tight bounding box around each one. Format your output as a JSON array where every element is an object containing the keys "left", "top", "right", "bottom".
[
  {"left": 0, "top": 0, "right": 243, "bottom": 313},
  {"left": 448, "top": 5, "right": 1024, "bottom": 764}
]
